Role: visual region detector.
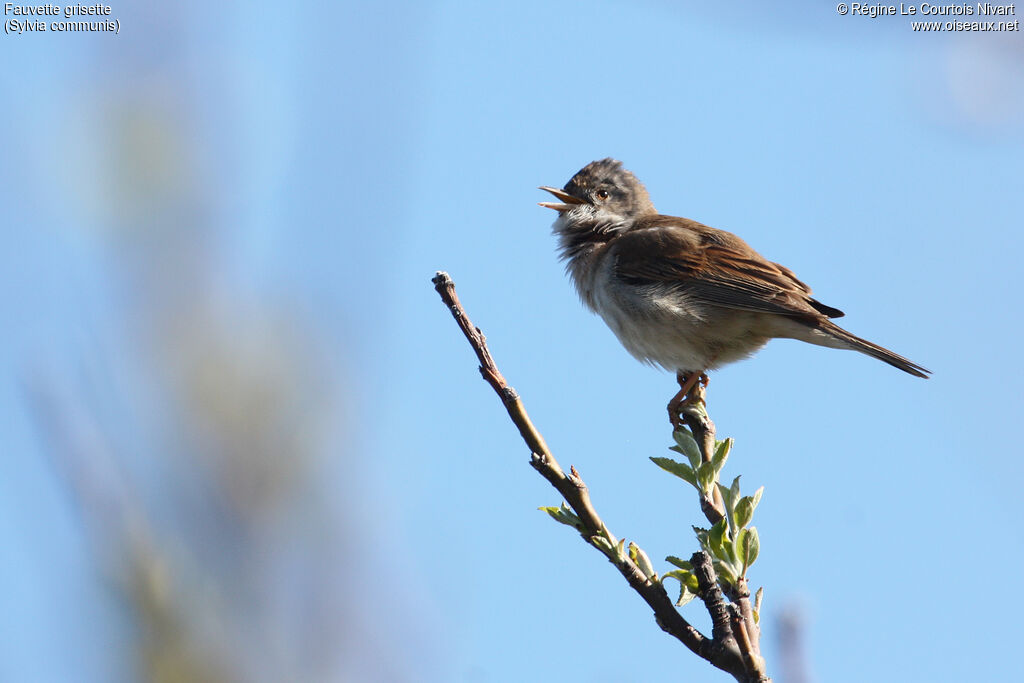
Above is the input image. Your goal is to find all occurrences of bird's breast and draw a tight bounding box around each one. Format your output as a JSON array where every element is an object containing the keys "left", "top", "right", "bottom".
[{"left": 581, "top": 254, "right": 771, "bottom": 372}]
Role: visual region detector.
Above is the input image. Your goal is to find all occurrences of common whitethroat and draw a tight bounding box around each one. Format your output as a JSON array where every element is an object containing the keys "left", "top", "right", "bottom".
[{"left": 540, "top": 158, "right": 929, "bottom": 426}]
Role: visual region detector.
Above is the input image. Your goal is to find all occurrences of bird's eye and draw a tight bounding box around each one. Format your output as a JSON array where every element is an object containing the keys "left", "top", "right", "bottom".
[{"left": 595, "top": 189, "right": 610, "bottom": 201}]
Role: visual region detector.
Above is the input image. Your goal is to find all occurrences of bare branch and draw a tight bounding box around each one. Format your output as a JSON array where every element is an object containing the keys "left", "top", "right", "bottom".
[{"left": 432, "top": 271, "right": 554, "bottom": 465}]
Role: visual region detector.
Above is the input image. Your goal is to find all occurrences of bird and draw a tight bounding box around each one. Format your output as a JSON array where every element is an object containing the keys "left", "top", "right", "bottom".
[{"left": 539, "top": 158, "right": 929, "bottom": 426}]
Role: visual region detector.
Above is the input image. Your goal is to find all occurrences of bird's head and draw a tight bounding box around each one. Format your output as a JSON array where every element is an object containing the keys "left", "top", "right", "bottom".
[
  {"left": 540, "top": 159, "right": 655, "bottom": 261},
  {"left": 539, "top": 158, "right": 655, "bottom": 224}
]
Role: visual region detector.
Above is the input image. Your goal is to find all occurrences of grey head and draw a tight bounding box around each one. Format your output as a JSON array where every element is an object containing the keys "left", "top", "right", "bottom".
[
  {"left": 540, "top": 158, "right": 655, "bottom": 219},
  {"left": 540, "top": 158, "right": 656, "bottom": 260}
]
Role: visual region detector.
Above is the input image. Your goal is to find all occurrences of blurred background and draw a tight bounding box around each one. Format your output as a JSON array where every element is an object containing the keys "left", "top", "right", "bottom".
[{"left": 2, "top": 2, "right": 1022, "bottom": 682}]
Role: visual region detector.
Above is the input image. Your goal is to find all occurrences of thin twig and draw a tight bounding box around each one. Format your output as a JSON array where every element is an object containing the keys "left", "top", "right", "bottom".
[
  {"left": 730, "top": 605, "right": 770, "bottom": 682},
  {"left": 680, "top": 383, "right": 726, "bottom": 523},
  {"left": 432, "top": 271, "right": 751, "bottom": 680},
  {"left": 684, "top": 383, "right": 764, "bottom": 673},
  {"left": 730, "top": 578, "right": 762, "bottom": 659},
  {"left": 432, "top": 272, "right": 554, "bottom": 463},
  {"left": 692, "top": 550, "right": 735, "bottom": 646}
]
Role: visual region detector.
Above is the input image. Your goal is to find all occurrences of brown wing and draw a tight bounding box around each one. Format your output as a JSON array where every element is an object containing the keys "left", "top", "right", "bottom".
[
  {"left": 770, "top": 261, "right": 844, "bottom": 318},
  {"left": 612, "top": 216, "right": 845, "bottom": 321}
]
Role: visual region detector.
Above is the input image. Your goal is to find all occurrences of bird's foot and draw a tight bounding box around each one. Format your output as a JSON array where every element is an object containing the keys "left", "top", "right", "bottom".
[{"left": 667, "top": 371, "right": 707, "bottom": 428}]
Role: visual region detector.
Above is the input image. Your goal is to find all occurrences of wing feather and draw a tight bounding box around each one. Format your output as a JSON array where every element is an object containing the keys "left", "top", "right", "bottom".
[{"left": 612, "top": 218, "right": 845, "bottom": 321}]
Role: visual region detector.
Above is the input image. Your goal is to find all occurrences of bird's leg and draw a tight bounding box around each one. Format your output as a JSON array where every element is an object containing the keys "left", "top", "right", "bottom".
[{"left": 668, "top": 371, "right": 705, "bottom": 428}]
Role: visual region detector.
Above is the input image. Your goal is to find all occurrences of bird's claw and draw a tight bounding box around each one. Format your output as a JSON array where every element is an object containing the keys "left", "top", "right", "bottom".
[{"left": 667, "top": 372, "right": 709, "bottom": 427}]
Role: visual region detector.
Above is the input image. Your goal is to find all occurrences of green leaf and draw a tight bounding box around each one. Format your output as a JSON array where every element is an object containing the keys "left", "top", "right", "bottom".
[
  {"left": 665, "top": 556, "right": 693, "bottom": 571},
  {"left": 663, "top": 568, "right": 699, "bottom": 591},
  {"left": 713, "top": 558, "right": 738, "bottom": 587},
  {"left": 629, "top": 542, "right": 657, "bottom": 580},
  {"left": 754, "top": 586, "right": 764, "bottom": 615},
  {"left": 729, "top": 475, "right": 741, "bottom": 505},
  {"left": 696, "top": 461, "right": 716, "bottom": 492},
  {"left": 676, "top": 587, "right": 697, "bottom": 607},
  {"left": 735, "top": 528, "right": 748, "bottom": 565},
  {"left": 723, "top": 537, "right": 738, "bottom": 565},
  {"left": 750, "top": 486, "right": 764, "bottom": 511},
  {"left": 735, "top": 497, "right": 754, "bottom": 529},
  {"left": 637, "top": 551, "right": 657, "bottom": 581},
  {"left": 717, "top": 481, "right": 738, "bottom": 533},
  {"left": 539, "top": 503, "right": 581, "bottom": 529},
  {"left": 736, "top": 486, "right": 765, "bottom": 529},
  {"left": 711, "top": 437, "right": 733, "bottom": 475},
  {"left": 708, "top": 518, "right": 728, "bottom": 560},
  {"left": 672, "top": 429, "right": 702, "bottom": 468},
  {"left": 589, "top": 536, "right": 615, "bottom": 561},
  {"left": 717, "top": 482, "right": 734, "bottom": 514},
  {"left": 663, "top": 570, "right": 699, "bottom": 606},
  {"left": 650, "top": 457, "right": 697, "bottom": 488},
  {"left": 739, "top": 526, "right": 760, "bottom": 575},
  {"left": 708, "top": 519, "right": 726, "bottom": 549},
  {"left": 692, "top": 526, "right": 710, "bottom": 552}
]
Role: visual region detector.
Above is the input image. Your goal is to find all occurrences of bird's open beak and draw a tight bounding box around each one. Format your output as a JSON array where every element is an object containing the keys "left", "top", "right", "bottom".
[{"left": 538, "top": 186, "right": 584, "bottom": 211}]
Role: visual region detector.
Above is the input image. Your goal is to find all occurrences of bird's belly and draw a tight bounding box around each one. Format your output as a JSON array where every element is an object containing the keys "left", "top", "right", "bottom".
[{"left": 594, "top": 284, "right": 771, "bottom": 373}]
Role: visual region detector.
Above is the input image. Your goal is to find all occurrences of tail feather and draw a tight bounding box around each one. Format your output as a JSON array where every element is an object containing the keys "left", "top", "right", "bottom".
[{"left": 820, "top": 320, "right": 931, "bottom": 378}]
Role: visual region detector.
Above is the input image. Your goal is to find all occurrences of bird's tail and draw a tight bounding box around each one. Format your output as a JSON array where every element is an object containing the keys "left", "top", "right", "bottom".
[{"left": 818, "top": 320, "right": 931, "bottom": 378}]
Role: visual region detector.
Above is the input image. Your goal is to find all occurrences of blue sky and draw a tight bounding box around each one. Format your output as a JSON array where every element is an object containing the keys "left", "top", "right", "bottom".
[{"left": 3, "top": 2, "right": 1023, "bottom": 682}]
